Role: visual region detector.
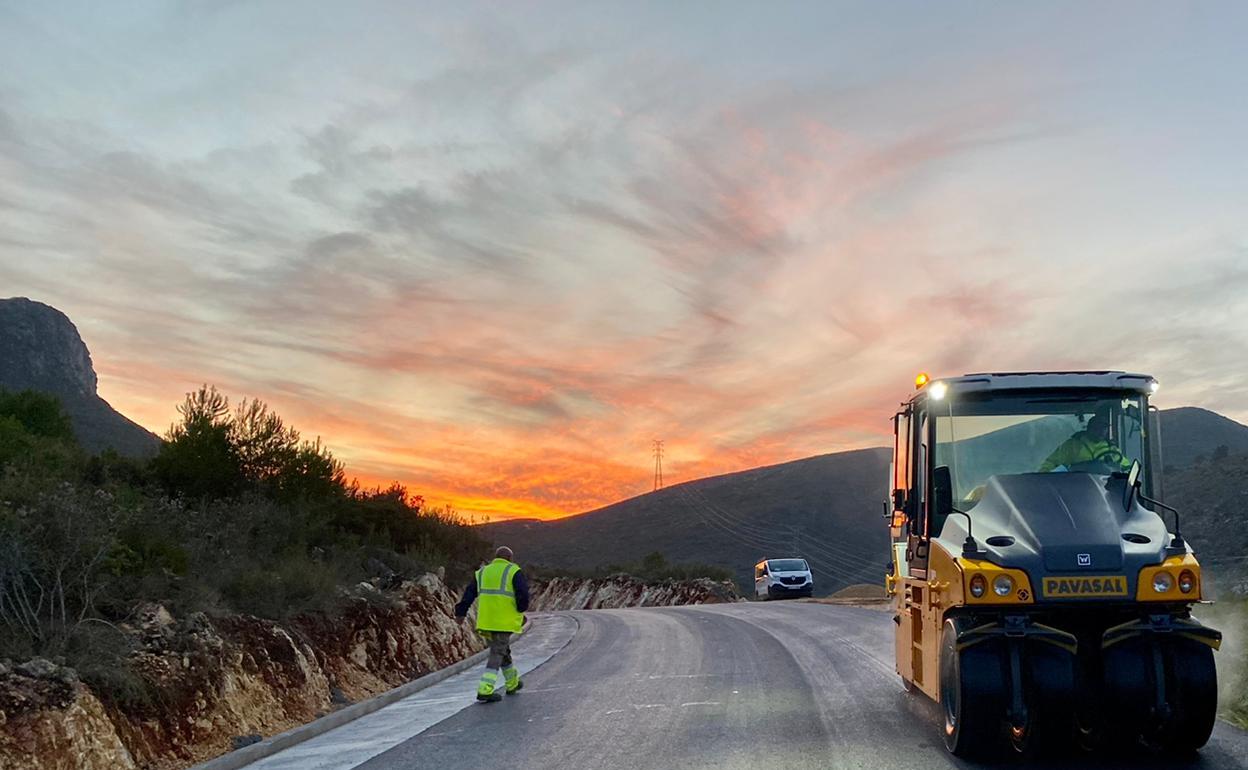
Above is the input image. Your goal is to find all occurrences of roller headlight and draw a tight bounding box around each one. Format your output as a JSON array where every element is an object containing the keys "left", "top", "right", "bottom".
[
  {"left": 1152, "top": 571, "right": 1174, "bottom": 593},
  {"left": 1178, "top": 570, "right": 1196, "bottom": 594},
  {"left": 969, "top": 574, "right": 986, "bottom": 598},
  {"left": 992, "top": 575, "right": 1014, "bottom": 597}
]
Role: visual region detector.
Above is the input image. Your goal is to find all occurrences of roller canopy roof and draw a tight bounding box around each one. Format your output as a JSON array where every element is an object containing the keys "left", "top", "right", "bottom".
[{"left": 911, "top": 371, "right": 1157, "bottom": 402}]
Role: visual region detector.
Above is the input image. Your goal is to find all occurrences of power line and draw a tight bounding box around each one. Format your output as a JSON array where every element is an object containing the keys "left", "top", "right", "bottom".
[
  {"left": 675, "top": 487, "right": 879, "bottom": 586},
  {"left": 689, "top": 487, "right": 882, "bottom": 568},
  {"left": 684, "top": 487, "right": 878, "bottom": 573},
  {"left": 679, "top": 487, "right": 885, "bottom": 584}
]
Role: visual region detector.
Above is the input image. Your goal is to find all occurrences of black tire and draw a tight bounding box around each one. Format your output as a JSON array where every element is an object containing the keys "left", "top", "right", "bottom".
[
  {"left": 1153, "top": 641, "right": 1218, "bottom": 755},
  {"left": 1007, "top": 697, "right": 1076, "bottom": 756},
  {"left": 1105, "top": 636, "right": 1217, "bottom": 755},
  {"left": 1103, "top": 637, "right": 1154, "bottom": 750},
  {"left": 940, "top": 619, "right": 1005, "bottom": 758},
  {"left": 1009, "top": 642, "right": 1076, "bottom": 756}
]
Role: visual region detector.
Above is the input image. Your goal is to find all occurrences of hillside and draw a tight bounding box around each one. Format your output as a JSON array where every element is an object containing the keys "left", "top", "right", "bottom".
[
  {"left": 1165, "top": 452, "right": 1248, "bottom": 588},
  {"left": 1158, "top": 406, "right": 1248, "bottom": 468},
  {"left": 0, "top": 297, "right": 159, "bottom": 456},
  {"left": 487, "top": 448, "right": 891, "bottom": 594},
  {"left": 486, "top": 408, "right": 1248, "bottom": 595}
]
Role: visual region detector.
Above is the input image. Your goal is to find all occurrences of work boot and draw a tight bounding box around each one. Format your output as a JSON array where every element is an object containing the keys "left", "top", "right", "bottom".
[
  {"left": 503, "top": 665, "right": 521, "bottom": 694},
  {"left": 476, "top": 670, "right": 501, "bottom": 702}
]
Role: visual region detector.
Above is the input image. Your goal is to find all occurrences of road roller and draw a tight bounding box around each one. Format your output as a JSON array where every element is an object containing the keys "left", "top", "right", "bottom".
[{"left": 885, "top": 371, "right": 1221, "bottom": 757}]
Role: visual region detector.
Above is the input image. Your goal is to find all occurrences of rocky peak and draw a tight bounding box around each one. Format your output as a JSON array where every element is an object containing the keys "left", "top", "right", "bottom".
[
  {"left": 0, "top": 297, "right": 160, "bottom": 456},
  {"left": 0, "top": 297, "right": 98, "bottom": 399}
]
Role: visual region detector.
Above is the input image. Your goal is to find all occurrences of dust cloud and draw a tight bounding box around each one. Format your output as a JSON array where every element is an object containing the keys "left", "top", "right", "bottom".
[{"left": 1195, "top": 573, "right": 1246, "bottom": 724}]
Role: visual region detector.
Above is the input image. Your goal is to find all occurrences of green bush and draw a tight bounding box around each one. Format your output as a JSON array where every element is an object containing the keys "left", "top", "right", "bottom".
[
  {"left": 64, "top": 622, "right": 156, "bottom": 711},
  {"left": 0, "top": 389, "right": 76, "bottom": 442},
  {"left": 0, "top": 385, "right": 492, "bottom": 674},
  {"left": 220, "top": 553, "right": 343, "bottom": 619}
]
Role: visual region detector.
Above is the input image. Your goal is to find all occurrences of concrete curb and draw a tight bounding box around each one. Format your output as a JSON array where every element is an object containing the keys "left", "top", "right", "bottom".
[{"left": 190, "top": 619, "right": 532, "bottom": 770}]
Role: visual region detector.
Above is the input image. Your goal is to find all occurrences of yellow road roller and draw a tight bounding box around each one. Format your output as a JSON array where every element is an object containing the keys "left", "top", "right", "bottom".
[{"left": 885, "top": 371, "right": 1221, "bottom": 757}]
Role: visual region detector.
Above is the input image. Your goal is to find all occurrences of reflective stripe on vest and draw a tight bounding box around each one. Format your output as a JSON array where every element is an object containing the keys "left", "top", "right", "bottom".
[{"left": 478, "top": 564, "right": 516, "bottom": 597}]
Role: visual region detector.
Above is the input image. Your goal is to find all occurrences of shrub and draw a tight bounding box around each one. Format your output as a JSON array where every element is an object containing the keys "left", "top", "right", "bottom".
[
  {"left": 220, "top": 554, "right": 344, "bottom": 619},
  {"left": 0, "top": 389, "right": 75, "bottom": 443},
  {"left": 64, "top": 621, "right": 156, "bottom": 711},
  {"left": 0, "top": 385, "right": 491, "bottom": 679},
  {"left": 0, "top": 482, "right": 122, "bottom": 658}
]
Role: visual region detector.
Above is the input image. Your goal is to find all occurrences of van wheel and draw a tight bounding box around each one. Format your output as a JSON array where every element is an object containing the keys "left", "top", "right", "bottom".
[{"left": 940, "top": 620, "right": 1004, "bottom": 758}]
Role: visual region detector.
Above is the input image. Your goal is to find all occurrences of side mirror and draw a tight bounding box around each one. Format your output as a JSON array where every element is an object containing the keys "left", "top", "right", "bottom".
[
  {"left": 1123, "top": 460, "right": 1141, "bottom": 511},
  {"left": 933, "top": 465, "right": 954, "bottom": 517}
]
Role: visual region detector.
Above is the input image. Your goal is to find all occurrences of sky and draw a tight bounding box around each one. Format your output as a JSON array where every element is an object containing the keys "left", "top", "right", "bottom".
[{"left": 2, "top": 2, "right": 1246, "bottom": 520}]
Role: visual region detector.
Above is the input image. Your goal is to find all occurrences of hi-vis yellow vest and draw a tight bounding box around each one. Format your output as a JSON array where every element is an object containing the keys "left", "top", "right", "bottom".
[{"left": 475, "top": 558, "right": 523, "bottom": 633}]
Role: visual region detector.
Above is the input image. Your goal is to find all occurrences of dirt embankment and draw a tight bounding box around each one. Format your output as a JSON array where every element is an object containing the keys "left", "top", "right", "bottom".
[
  {"left": 529, "top": 575, "right": 742, "bottom": 611},
  {"left": 1, "top": 572, "right": 739, "bottom": 770},
  {"left": 0, "top": 573, "right": 483, "bottom": 770}
]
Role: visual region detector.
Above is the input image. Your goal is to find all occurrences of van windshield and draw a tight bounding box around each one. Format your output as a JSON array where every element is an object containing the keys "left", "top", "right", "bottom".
[{"left": 768, "top": 559, "right": 808, "bottom": 572}]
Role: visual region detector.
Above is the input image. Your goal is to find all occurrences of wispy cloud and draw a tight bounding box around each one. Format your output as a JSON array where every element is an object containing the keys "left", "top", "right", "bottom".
[{"left": 2, "top": 4, "right": 1246, "bottom": 518}]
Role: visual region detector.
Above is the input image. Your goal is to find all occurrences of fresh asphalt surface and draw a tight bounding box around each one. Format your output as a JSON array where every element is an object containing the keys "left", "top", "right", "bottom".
[{"left": 338, "top": 602, "right": 1246, "bottom": 770}]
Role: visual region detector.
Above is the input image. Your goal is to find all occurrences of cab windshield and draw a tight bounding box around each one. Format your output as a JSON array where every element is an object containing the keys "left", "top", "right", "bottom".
[
  {"left": 934, "top": 391, "right": 1147, "bottom": 511},
  {"left": 768, "top": 559, "right": 808, "bottom": 572}
]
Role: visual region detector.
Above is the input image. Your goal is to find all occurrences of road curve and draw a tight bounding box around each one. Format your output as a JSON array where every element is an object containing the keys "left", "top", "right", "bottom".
[{"left": 341, "top": 603, "right": 1246, "bottom": 769}]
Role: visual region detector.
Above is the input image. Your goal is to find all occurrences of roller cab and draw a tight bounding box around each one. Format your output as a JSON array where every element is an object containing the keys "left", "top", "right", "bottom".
[{"left": 885, "top": 371, "right": 1221, "bottom": 757}]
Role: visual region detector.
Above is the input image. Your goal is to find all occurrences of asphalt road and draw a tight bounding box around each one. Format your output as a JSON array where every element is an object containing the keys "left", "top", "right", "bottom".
[{"left": 344, "top": 602, "right": 1246, "bottom": 770}]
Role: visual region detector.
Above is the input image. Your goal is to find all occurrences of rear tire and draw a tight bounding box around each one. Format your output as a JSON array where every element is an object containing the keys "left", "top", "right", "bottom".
[{"left": 940, "top": 620, "right": 1004, "bottom": 758}]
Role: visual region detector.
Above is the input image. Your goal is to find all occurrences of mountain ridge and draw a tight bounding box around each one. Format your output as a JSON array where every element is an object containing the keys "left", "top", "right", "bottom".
[
  {"left": 485, "top": 408, "right": 1248, "bottom": 593},
  {"left": 0, "top": 297, "right": 160, "bottom": 456}
]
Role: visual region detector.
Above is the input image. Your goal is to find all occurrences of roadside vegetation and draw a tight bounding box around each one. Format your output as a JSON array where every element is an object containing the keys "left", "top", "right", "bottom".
[
  {"left": 527, "top": 550, "right": 734, "bottom": 584},
  {"left": 0, "top": 386, "right": 490, "bottom": 706}
]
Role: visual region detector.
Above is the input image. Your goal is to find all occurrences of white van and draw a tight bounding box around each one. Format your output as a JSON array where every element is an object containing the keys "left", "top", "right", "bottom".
[{"left": 754, "top": 558, "right": 814, "bottom": 599}]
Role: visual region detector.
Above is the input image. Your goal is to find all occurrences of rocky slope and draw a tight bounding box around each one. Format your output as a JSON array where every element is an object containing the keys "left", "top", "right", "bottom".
[
  {"left": 0, "top": 573, "right": 483, "bottom": 770},
  {"left": 0, "top": 297, "right": 159, "bottom": 456},
  {"left": 0, "top": 572, "right": 734, "bottom": 770},
  {"left": 529, "top": 575, "right": 742, "bottom": 611}
]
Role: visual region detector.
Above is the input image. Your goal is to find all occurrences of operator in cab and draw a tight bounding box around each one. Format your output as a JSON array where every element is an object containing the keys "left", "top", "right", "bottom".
[{"left": 1039, "top": 409, "right": 1133, "bottom": 473}]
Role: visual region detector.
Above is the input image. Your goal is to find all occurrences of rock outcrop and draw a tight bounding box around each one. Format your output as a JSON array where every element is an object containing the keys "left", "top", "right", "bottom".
[
  {"left": 0, "top": 297, "right": 160, "bottom": 456},
  {"left": 0, "top": 574, "right": 483, "bottom": 770},
  {"left": 529, "top": 575, "right": 742, "bottom": 611},
  {"left": 0, "top": 659, "right": 137, "bottom": 770},
  {"left": 1, "top": 572, "right": 738, "bottom": 770}
]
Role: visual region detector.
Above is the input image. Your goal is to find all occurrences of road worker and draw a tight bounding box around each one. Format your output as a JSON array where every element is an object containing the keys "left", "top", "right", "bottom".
[
  {"left": 455, "top": 545, "right": 530, "bottom": 702},
  {"left": 1039, "top": 410, "right": 1133, "bottom": 473}
]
